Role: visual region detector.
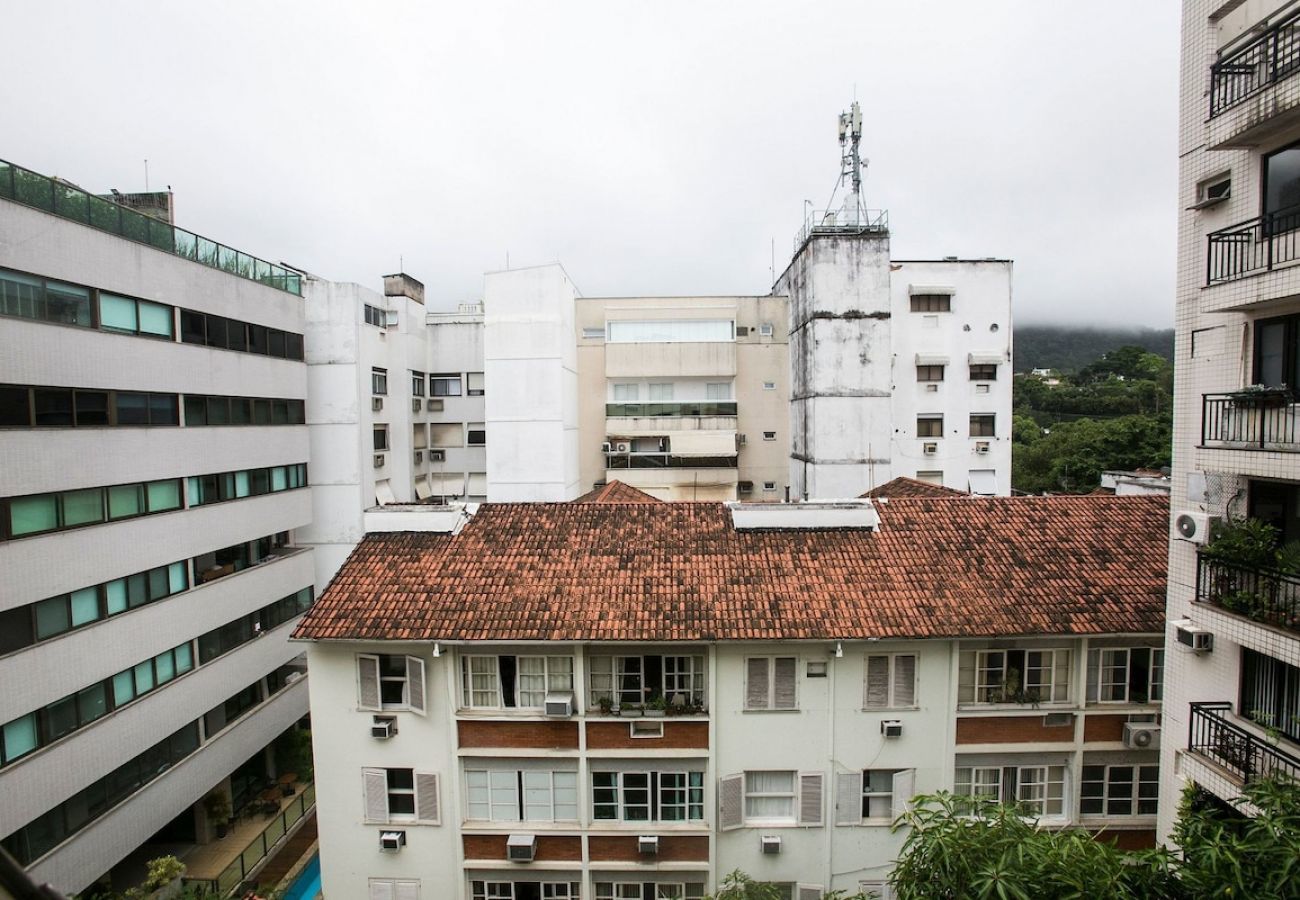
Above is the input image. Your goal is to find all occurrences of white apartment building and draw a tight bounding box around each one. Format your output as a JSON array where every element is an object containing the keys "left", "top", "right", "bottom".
[
  {"left": 294, "top": 488, "right": 1167, "bottom": 899},
  {"left": 0, "top": 159, "right": 314, "bottom": 894},
  {"left": 1162, "top": 0, "right": 1300, "bottom": 838}
]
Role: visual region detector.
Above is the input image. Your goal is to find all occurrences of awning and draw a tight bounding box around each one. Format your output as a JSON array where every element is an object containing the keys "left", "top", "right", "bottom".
[
  {"left": 968, "top": 470, "right": 998, "bottom": 496},
  {"left": 667, "top": 431, "right": 737, "bottom": 456},
  {"left": 968, "top": 352, "right": 1005, "bottom": 366},
  {"left": 430, "top": 473, "right": 465, "bottom": 497},
  {"left": 374, "top": 478, "right": 397, "bottom": 506},
  {"left": 414, "top": 476, "right": 432, "bottom": 501},
  {"left": 915, "top": 354, "right": 949, "bottom": 366},
  {"left": 908, "top": 284, "right": 955, "bottom": 295},
  {"left": 467, "top": 473, "right": 488, "bottom": 496}
]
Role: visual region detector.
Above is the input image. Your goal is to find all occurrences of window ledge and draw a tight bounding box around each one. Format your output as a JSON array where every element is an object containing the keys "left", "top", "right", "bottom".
[
  {"left": 741, "top": 708, "right": 801, "bottom": 714},
  {"left": 956, "top": 703, "right": 1078, "bottom": 715},
  {"left": 740, "top": 819, "right": 800, "bottom": 828},
  {"left": 860, "top": 706, "right": 920, "bottom": 713}
]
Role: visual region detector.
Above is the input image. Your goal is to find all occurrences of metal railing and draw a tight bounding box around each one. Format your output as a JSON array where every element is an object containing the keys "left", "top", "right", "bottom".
[
  {"left": 605, "top": 401, "right": 738, "bottom": 418},
  {"left": 1201, "top": 392, "right": 1300, "bottom": 450},
  {"left": 1206, "top": 207, "right": 1300, "bottom": 283},
  {"left": 1210, "top": 7, "right": 1300, "bottom": 117},
  {"left": 0, "top": 159, "right": 302, "bottom": 296},
  {"left": 604, "top": 452, "right": 738, "bottom": 470},
  {"left": 1189, "top": 703, "right": 1300, "bottom": 783},
  {"left": 1196, "top": 554, "right": 1300, "bottom": 634},
  {"left": 793, "top": 206, "right": 888, "bottom": 254},
  {"left": 182, "top": 783, "right": 315, "bottom": 896}
]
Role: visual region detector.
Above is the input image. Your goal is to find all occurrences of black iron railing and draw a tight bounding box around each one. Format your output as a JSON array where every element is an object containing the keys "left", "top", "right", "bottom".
[
  {"left": 1196, "top": 554, "right": 1300, "bottom": 634},
  {"left": 604, "top": 452, "right": 738, "bottom": 470},
  {"left": 1210, "top": 8, "right": 1300, "bottom": 117},
  {"left": 182, "top": 783, "right": 315, "bottom": 896},
  {"left": 1207, "top": 207, "right": 1300, "bottom": 284},
  {"left": 1189, "top": 703, "right": 1300, "bottom": 784},
  {"left": 1201, "top": 392, "right": 1300, "bottom": 449},
  {"left": 606, "top": 401, "right": 738, "bottom": 417}
]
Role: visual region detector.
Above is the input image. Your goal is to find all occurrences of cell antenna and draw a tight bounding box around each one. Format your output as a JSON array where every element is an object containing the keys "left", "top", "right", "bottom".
[{"left": 837, "top": 102, "right": 866, "bottom": 225}]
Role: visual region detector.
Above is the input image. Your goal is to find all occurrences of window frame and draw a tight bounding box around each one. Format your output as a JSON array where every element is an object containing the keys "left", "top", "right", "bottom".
[
  {"left": 465, "top": 768, "right": 579, "bottom": 823},
  {"left": 742, "top": 770, "right": 797, "bottom": 824},
  {"left": 744, "top": 656, "right": 798, "bottom": 711},
  {"left": 411, "top": 371, "right": 426, "bottom": 396},
  {"left": 954, "top": 764, "right": 1066, "bottom": 818},
  {"left": 863, "top": 653, "right": 918, "bottom": 710},
  {"left": 461, "top": 654, "right": 575, "bottom": 710},
  {"left": 587, "top": 653, "right": 706, "bottom": 709},
  {"left": 961, "top": 648, "right": 1072, "bottom": 705},
  {"left": 430, "top": 374, "right": 462, "bottom": 397},
  {"left": 909, "top": 294, "right": 952, "bottom": 313},
  {"left": 916, "top": 415, "right": 944, "bottom": 438},
  {"left": 591, "top": 770, "right": 705, "bottom": 823},
  {"left": 969, "top": 364, "right": 998, "bottom": 381},
  {"left": 1086, "top": 646, "right": 1164, "bottom": 704},
  {"left": 1080, "top": 764, "right": 1159, "bottom": 817},
  {"left": 916, "top": 365, "right": 945, "bottom": 382},
  {"left": 969, "top": 414, "right": 996, "bottom": 437}
]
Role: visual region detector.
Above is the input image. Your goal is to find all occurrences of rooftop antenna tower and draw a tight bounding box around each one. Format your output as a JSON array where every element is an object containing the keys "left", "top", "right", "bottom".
[{"left": 836, "top": 101, "right": 866, "bottom": 226}]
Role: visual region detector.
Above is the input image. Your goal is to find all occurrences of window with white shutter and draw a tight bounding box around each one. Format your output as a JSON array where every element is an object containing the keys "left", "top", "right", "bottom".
[
  {"left": 406, "top": 656, "right": 427, "bottom": 715},
  {"left": 719, "top": 773, "right": 744, "bottom": 830},
  {"left": 891, "top": 769, "right": 916, "bottom": 820},
  {"left": 864, "top": 654, "right": 917, "bottom": 709},
  {"left": 798, "top": 772, "right": 824, "bottom": 825},
  {"left": 363, "top": 767, "right": 388, "bottom": 822},
  {"left": 358, "top": 654, "right": 381, "bottom": 710},
  {"left": 796, "top": 886, "right": 824, "bottom": 900},
  {"left": 745, "top": 656, "right": 797, "bottom": 710},
  {"left": 745, "top": 657, "right": 770, "bottom": 709},
  {"left": 370, "top": 881, "right": 420, "bottom": 900},
  {"left": 835, "top": 772, "right": 863, "bottom": 825},
  {"left": 394, "top": 882, "right": 420, "bottom": 900},
  {"left": 415, "top": 772, "right": 440, "bottom": 823},
  {"left": 359, "top": 653, "right": 426, "bottom": 713}
]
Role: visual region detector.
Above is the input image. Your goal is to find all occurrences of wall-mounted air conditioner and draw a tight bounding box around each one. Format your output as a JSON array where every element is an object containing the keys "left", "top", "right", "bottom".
[
  {"left": 1175, "top": 621, "right": 1214, "bottom": 652},
  {"left": 373, "top": 454, "right": 385, "bottom": 468},
  {"left": 413, "top": 451, "right": 423, "bottom": 464},
  {"left": 1123, "top": 723, "right": 1161, "bottom": 750},
  {"left": 1173, "top": 511, "right": 1216, "bottom": 545},
  {"left": 429, "top": 450, "right": 445, "bottom": 462},
  {"left": 760, "top": 835, "right": 782, "bottom": 854},
  {"left": 412, "top": 398, "right": 422, "bottom": 412},
  {"left": 379, "top": 830, "right": 406, "bottom": 852},
  {"left": 925, "top": 383, "right": 939, "bottom": 392},
  {"left": 372, "top": 397, "right": 384, "bottom": 412},
  {"left": 923, "top": 442, "right": 938, "bottom": 455},
  {"left": 738, "top": 481, "right": 754, "bottom": 494},
  {"left": 614, "top": 441, "right": 631, "bottom": 453},
  {"left": 371, "top": 716, "right": 396, "bottom": 740},
  {"left": 738, "top": 434, "right": 748, "bottom": 445},
  {"left": 544, "top": 692, "right": 574, "bottom": 717},
  {"left": 881, "top": 720, "right": 902, "bottom": 738},
  {"left": 638, "top": 835, "right": 659, "bottom": 855},
  {"left": 507, "top": 834, "right": 537, "bottom": 862},
  {"left": 975, "top": 441, "right": 990, "bottom": 453}
]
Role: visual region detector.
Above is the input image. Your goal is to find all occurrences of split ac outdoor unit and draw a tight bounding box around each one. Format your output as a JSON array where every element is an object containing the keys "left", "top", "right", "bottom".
[
  {"left": 412, "top": 398, "right": 422, "bottom": 412},
  {"left": 760, "top": 835, "right": 782, "bottom": 854},
  {"left": 1175, "top": 622, "right": 1214, "bottom": 652},
  {"left": 1173, "top": 511, "right": 1216, "bottom": 544},
  {"left": 507, "top": 834, "right": 537, "bottom": 862},
  {"left": 736, "top": 326, "right": 750, "bottom": 336},
  {"left": 429, "top": 450, "right": 445, "bottom": 462},
  {"left": 373, "top": 454, "right": 385, "bottom": 468},
  {"left": 615, "top": 442, "right": 631, "bottom": 453},
  {"left": 413, "top": 451, "right": 423, "bottom": 464},
  {"left": 923, "top": 443, "right": 938, "bottom": 455},
  {"left": 638, "top": 835, "right": 659, "bottom": 855},
  {"left": 975, "top": 441, "right": 990, "bottom": 453},
  {"left": 371, "top": 716, "right": 396, "bottom": 740},
  {"left": 544, "top": 692, "right": 575, "bottom": 718},
  {"left": 372, "top": 397, "right": 384, "bottom": 412},
  {"left": 379, "top": 830, "right": 406, "bottom": 852},
  {"left": 881, "top": 720, "right": 903, "bottom": 738},
  {"left": 1124, "top": 723, "right": 1161, "bottom": 750}
]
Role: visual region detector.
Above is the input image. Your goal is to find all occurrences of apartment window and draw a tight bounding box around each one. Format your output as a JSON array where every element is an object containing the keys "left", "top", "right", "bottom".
[
  {"left": 1080, "top": 765, "right": 1158, "bottom": 816},
  {"left": 197, "top": 587, "right": 313, "bottom": 664},
  {"left": 910, "top": 294, "right": 951, "bottom": 313},
  {"left": 592, "top": 771, "right": 704, "bottom": 821},
  {"left": 759, "top": 322, "right": 775, "bottom": 336},
  {"left": 364, "top": 303, "right": 385, "bottom": 327},
  {"left": 745, "top": 657, "right": 797, "bottom": 710},
  {"left": 362, "top": 767, "right": 439, "bottom": 824},
  {"left": 1264, "top": 141, "right": 1300, "bottom": 230},
  {"left": 864, "top": 654, "right": 917, "bottom": 709},
  {"left": 763, "top": 381, "right": 776, "bottom": 390},
  {"left": 969, "top": 414, "right": 996, "bottom": 437},
  {"left": 955, "top": 765, "right": 1065, "bottom": 817},
  {"left": 3, "top": 478, "right": 182, "bottom": 540},
  {"left": 763, "top": 481, "right": 777, "bottom": 491},
  {"left": 1240, "top": 648, "right": 1300, "bottom": 744},
  {"left": 607, "top": 320, "right": 733, "bottom": 343},
  {"left": 862, "top": 769, "right": 904, "bottom": 819},
  {"left": 916, "top": 365, "right": 944, "bottom": 382},
  {"left": 916, "top": 415, "right": 943, "bottom": 438},
  {"left": 763, "top": 431, "right": 777, "bottom": 441},
  {"left": 0, "top": 385, "right": 180, "bottom": 428},
  {"left": 466, "top": 769, "right": 578, "bottom": 822},
  {"left": 582, "top": 326, "right": 606, "bottom": 339},
  {"left": 1195, "top": 171, "right": 1231, "bottom": 207},
  {"left": 612, "top": 383, "right": 639, "bottom": 402},
  {"left": 357, "top": 653, "right": 427, "bottom": 713},
  {"left": 374, "top": 427, "right": 389, "bottom": 452},
  {"left": 371, "top": 368, "right": 388, "bottom": 396},
  {"left": 588, "top": 654, "right": 705, "bottom": 708},
  {"left": 1086, "top": 647, "right": 1163, "bottom": 704},
  {"left": 461, "top": 655, "right": 574, "bottom": 709},
  {"left": 969, "top": 364, "right": 998, "bottom": 381},
  {"left": 478, "top": 884, "right": 583, "bottom": 900},
  {"left": 706, "top": 382, "right": 731, "bottom": 400},
  {"left": 411, "top": 371, "right": 425, "bottom": 396},
  {"left": 186, "top": 463, "right": 307, "bottom": 507},
  {"left": 99, "top": 293, "right": 173, "bottom": 338},
  {"left": 184, "top": 395, "right": 303, "bottom": 427},
  {"left": 467, "top": 372, "right": 485, "bottom": 396},
  {"left": 959, "top": 649, "right": 1071, "bottom": 704},
  {"left": 179, "top": 309, "right": 304, "bottom": 360},
  {"left": 594, "top": 885, "right": 704, "bottom": 900},
  {"left": 1254, "top": 313, "right": 1300, "bottom": 390},
  {"left": 430, "top": 374, "right": 462, "bottom": 397},
  {"left": 0, "top": 267, "right": 93, "bottom": 327},
  {"left": 734, "top": 770, "right": 824, "bottom": 825},
  {"left": 916, "top": 471, "right": 943, "bottom": 485},
  {"left": 369, "top": 880, "right": 421, "bottom": 900},
  {"left": 648, "top": 383, "right": 674, "bottom": 401},
  {"left": 467, "top": 425, "right": 486, "bottom": 447}
]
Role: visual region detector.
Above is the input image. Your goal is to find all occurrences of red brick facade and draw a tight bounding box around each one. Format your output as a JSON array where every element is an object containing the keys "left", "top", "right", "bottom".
[
  {"left": 457, "top": 720, "right": 580, "bottom": 749},
  {"left": 585, "top": 720, "right": 709, "bottom": 749},
  {"left": 1082, "top": 714, "right": 1129, "bottom": 742},
  {"left": 462, "top": 834, "right": 582, "bottom": 861},
  {"left": 587, "top": 834, "right": 709, "bottom": 862},
  {"left": 955, "top": 714, "right": 1075, "bottom": 744}
]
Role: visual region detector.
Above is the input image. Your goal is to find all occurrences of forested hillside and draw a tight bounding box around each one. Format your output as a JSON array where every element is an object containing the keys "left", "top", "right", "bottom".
[{"left": 1014, "top": 326, "right": 1173, "bottom": 373}]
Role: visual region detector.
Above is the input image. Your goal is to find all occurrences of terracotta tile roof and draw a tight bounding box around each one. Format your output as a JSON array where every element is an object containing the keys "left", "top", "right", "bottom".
[
  {"left": 293, "top": 495, "right": 1168, "bottom": 643},
  {"left": 864, "top": 477, "right": 969, "bottom": 499},
  {"left": 573, "top": 480, "right": 663, "bottom": 504}
]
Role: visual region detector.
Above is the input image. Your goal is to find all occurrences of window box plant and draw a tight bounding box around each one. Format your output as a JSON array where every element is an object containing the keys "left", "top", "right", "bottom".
[
  {"left": 617, "top": 701, "right": 641, "bottom": 718},
  {"left": 644, "top": 696, "right": 668, "bottom": 718},
  {"left": 1228, "top": 384, "right": 1293, "bottom": 408},
  {"left": 597, "top": 696, "right": 614, "bottom": 716}
]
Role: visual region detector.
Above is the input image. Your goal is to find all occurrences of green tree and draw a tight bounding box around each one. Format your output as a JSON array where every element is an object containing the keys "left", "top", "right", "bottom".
[{"left": 1172, "top": 779, "right": 1300, "bottom": 899}]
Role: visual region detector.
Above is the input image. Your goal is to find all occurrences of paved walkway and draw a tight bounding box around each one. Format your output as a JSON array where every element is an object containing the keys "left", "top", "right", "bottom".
[{"left": 182, "top": 783, "right": 309, "bottom": 880}]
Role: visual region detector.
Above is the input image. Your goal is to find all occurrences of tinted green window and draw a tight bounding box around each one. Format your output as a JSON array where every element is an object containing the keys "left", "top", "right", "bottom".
[
  {"left": 44, "top": 696, "right": 77, "bottom": 740},
  {"left": 33, "top": 389, "right": 73, "bottom": 426},
  {"left": 0, "top": 385, "right": 29, "bottom": 426},
  {"left": 168, "top": 562, "right": 187, "bottom": 593},
  {"left": 148, "top": 566, "right": 169, "bottom": 599},
  {"left": 174, "top": 643, "right": 193, "bottom": 673},
  {"left": 61, "top": 489, "right": 104, "bottom": 527},
  {"left": 10, "top": 495, "right": 58, "bottom": 535},
  {"left": 146, "top": 480, "right": 181, "bottom": 511},
  {"left": 2, "top": 714, "right": 38, "bottom": 762},
  {"left": 148, "top": 394, "right": 178, "bottom": 425},
  {"left": 104, "top": 580, "right": 128, "bottom": 615},
  {"left": 133, "top": 661, "right": 154, "bottom": 694},
  {"left": 99, "top": 294, "right": 138, "bottom": 332},
  {"left": 111, "top": 670, "right": 135, "bottom": 706},
  {"left": 76, "top": 684, "right": 108, "bottom": 725},
  {"left": 184, "top": 395, "right": 206, "bottom": 425},
  {"left": 155, "top": 651, "right": 175, "bottom": 684},
  {"left": 69, "top": 588, "right": 99, "bottom": 627},
  {"left": 0, "top": 269, "right": 43, "bottom": 319},
  {"left": 34, "top": 597, "right": 70, "bottom": 640},
  {"left": 137, "top": 301, "right": 172, "bottom": 337},
  {"left": 126, "top": 573, "right": 149, "bottom": 608},
  {"left": 74, "top": 391, "right": 109, "bottom": 426},
  {"left": 115, "top": 393, "right": 149, "bottom": 425},
  {"left": 271, "top": 467, "right": 287, "bottom": 491},
  {"left": 44, "top": 281, "right": 91, "bottom": 326},
  {"left": 107, "top": 484, "right": 144, "bottom": 519}
]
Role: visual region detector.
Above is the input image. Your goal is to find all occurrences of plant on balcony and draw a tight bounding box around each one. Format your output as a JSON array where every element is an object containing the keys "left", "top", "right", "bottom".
[
  {"left": 203, "top": 790, "right": 233, "bottom": 839},
  {"left": 1227, "top": 384, "right": 1293, "bottom": 408},
  {"left": 985, "top": 668, "right": 1041, "bottom": 706},
  {"left": 1202, "top": 517, "right": 1280, "bottom": 569},
  {"left": 617, "top": 701, "right": 642, "bottom": 717},
  {"left": 596, "top": 695, "right": 613, "bottom": 716},
  {"left": 644, "top": 696, "right": 668, "bottom": 717}
]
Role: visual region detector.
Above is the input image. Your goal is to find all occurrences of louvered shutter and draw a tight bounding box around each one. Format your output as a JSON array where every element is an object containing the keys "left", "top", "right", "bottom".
[
  {"left": 719, "top": 774, "right": 744, "bottom": 830},
  {"left": 406, "top": 655, "right": 427, "bottom": 715},
  {"left": 835, "top": 772, "right": 863, "bottom": 825},
  {"left": 394, "top": 882, "right": 420, "bottom": 900},
  {"left": 891, "top": 769, "right": 916, "bottom": 820},
  {"left": 773, "top": 657, "right": 798, "bottom": 709},
  {"left": 369, "top": 880, "right": 396, "bottom": 900},
  {"left": 893, "top": 655, "right": 916, "bottom": 707},
  {"left": 798, "top": 772, "right": 824, "bottom": 826},
  {"left": 358, "top": 654, "right": 381, "bottom": 710},
  {"left": 797, "top": 885, "right": 824, "bottom": 900},
  {"left": 415, "top": 772, "right": 440, "bottom": 823},
  {"left": 363, "top": 768, "right": 389, "bottom": 822},
  {"left": 865, "top": 656, "right": 890, "bottom": 708},
  {"left": 745, "top": 658, "right": 770, "bottom": 709}
]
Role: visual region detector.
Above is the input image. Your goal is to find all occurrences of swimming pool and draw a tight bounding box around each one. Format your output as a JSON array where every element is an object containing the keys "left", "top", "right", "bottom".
[{"left": 281, "top": 852, "right": 321, "bottom": 900}]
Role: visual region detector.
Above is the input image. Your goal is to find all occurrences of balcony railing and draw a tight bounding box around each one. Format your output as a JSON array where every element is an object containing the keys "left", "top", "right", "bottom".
[
  {"left": 1201, "top": 392, "right": 1300, "bottom": 450},
  {"left": 1210, "top": 7, "right": 1300, "bottom": 117},
  {"left": 182, "top": 783, "right": 315, "bottom": 896},
  {"left": 604, "top": 452, "right": 738, "bottom": 470},
  {"left": 606, "top": 401, "right": 737, "bottom": 417},
  {"left": 1207, "top": 208, "right": 1300, "bottom": 284},
  {"left": 1196, "top": 554, "right": 1300, "bottom": 634},
  {"left": 0, "top": 159, "right": 302, "bottom": 296},
  {"left": 1189, "top": 703, "right": 1300, "bottom": 784}
]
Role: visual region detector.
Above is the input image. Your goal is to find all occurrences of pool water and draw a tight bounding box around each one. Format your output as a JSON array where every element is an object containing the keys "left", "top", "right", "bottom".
[{"left": 281, "top": 852, "right": 321, "bottom": 900}]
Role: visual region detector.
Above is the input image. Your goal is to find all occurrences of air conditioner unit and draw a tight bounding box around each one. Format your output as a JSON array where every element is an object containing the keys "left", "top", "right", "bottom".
[
  {"left": 384, "top": 310, "right": 398, "bottom": 327},
  {"left": 1173, "top": 511, "right": 1217, "bottom": 545},
  {"left": 1175, "top": 622, "right": 1214, "bottom": 652},
  {"left": 412, "top": 398, "right": 422, "bottom": 412},
  {"left": 736, "top": 326, "right": 750, "bottom": 336},
  {"left": 372, "top": 397, "right": 384, "bottom": 412},
  {"left": 614, "top": 441, "right": 631, "bottom": 453},
  {"left": 738, "top": 481, "right": 754, "bottom": 494},
  {"left": 923, "top": 442, "right": 938, "bottom": 455},
  {"left": 638, "top": 835, "right": 659, "bottom": 855},
  {"left": 413, "top": 451, "right": 423, "bottom": 464},
  {"left": 738, "top": 433, "right": 748, "bottom": 445},
  {"left": 373, "top": 454, "right": 385, "bottom": 468},
  {"left": 881, "top": 720, "right": 903, "bottom": 738},
  {"left": 975, "top": 441, "right": 990, "bottom": 453},
  {"left": 544, "top": 692, "right": 574, "bottom": 717},
  {"left": 602, "top": 441, "right": 613, "bottom": 453},
  {"left": 379, "top": 830, "right": 406, "bottom": 852},
  {"left": 759, "top": 323, "right": 774, "bottom": 336},
  {"left": 506, "top": 834, "right": 537, "bottom": 862},
  {"left": 428, "top": 399, "right": 444, "bottom": 412},
  {"left": 1124, "top": 723, "right": 1162, "bottom": 750},
  {"left": 371, "top": 716, "right": 396, "bottom": 740},
  {"left": 925, "top": 383, "right": 939, "bottom": 392},
  {"left": 760, "top": 835, "right": 782, "bottom": 855},
  {"left": 429, "top": 450, "right": 445, "bottom": 462}
]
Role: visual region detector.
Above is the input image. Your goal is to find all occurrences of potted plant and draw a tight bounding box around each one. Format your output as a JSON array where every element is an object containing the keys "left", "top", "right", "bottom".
[
  {"left": 597, "top": 695, "right": 614, "bottom": 716},
  {"left": 204, "top": 790, "right": 233, "bottom": 839},
  {"left": 1228, "top": 384, "right": 1293, "bottom": 408},
  {"left": 644, "top": 696, "right": 668, "bottom": 718},
  {"left": 618, "top": 701, "right": 641, "bottom": 718},
  {"left": 141, "top": 855, "right": 186, "bottom": 899}
]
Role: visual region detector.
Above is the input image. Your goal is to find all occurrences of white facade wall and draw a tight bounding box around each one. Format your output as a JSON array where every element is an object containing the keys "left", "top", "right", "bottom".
[{"left": 425, "top": 309, "right": 488, "bottom": 501}]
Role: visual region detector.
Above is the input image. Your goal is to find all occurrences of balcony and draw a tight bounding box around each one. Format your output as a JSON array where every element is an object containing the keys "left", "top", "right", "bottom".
[
  {"left": 1196, "top": 554, "right": 1300, "bottom": 634},
  {"left": 1201, "top": 391, "right": 1300, "bottom": 451},
  {"left": 606, "top": 401, "right": 737, "bottom": 417},
  {"left": 1188, "top": 702, "right": 1300, "bottom": 785},
  {"left": 1208, "top": 9, "right": 1300, "bottom": 148},
  {"left": 1206, "top": 209, "right": 1300, "bottom": 286},
  {"left": 604, "top": 452, "right": 738, "bottom": 470}
]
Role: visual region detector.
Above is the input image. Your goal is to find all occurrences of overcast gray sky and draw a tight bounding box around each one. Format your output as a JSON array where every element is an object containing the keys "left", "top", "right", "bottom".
[{"left": 1, "top": 1, "right": 1179, "bottom": 326}]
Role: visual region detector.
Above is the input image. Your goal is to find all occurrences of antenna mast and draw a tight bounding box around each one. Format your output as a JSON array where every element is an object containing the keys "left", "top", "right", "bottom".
[{"left": 837, "top": 101, "right": 865, "bottom": 225}]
